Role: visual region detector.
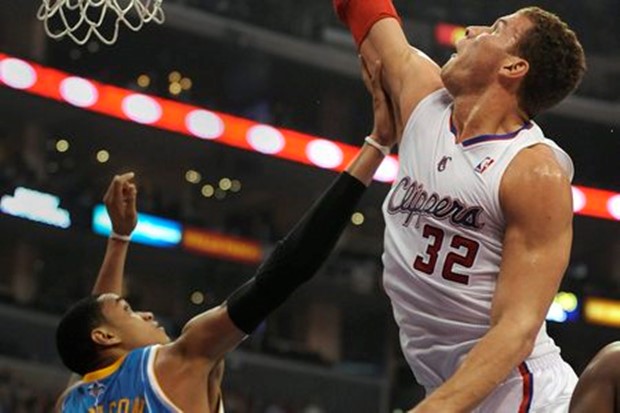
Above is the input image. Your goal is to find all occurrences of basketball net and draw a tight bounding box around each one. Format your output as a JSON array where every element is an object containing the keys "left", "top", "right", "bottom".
[{"left": 37, "top": 0, "right": 165, "bottom": 45}]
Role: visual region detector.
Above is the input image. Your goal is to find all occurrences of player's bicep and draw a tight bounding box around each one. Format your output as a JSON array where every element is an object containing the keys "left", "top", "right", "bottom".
[
  {"left": 173, "top": 305, "right": 246, "bottom": 363},
  {"left": 360, "top": 18, "right": 443, "bottom": 128},
  {"left": 492, "top": 148, "right": 573, "bottom": 331}
]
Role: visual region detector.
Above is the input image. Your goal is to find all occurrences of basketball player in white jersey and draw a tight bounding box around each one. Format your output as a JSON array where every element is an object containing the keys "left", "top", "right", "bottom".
[{"left": 334, "top": 1, "right": 586, "bottom": 412}]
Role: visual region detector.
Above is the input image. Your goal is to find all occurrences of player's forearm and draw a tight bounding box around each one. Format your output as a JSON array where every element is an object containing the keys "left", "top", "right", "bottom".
[
  {"left": 226, "top": 165, "right": 370, "bottom": 334},
  {"left": 415, "top": 322, "right": 536, "bottom": 412},
  {"left": 335, "top": 0, "right": 408, "bottom": 79},
  {"left": 92, "top": 237, "right": 130, "bottom": 295},
  {"left": 345, "top": 141, "right": 389, "bottom": 186},
  {"left": 334, "top": 0, "right": 401, "bottom": 47}
]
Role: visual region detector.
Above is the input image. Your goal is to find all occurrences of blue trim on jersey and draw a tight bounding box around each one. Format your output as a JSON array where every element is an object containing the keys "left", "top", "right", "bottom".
[{"left": 449, "top": 113, "right": 533, "bottom": 147}]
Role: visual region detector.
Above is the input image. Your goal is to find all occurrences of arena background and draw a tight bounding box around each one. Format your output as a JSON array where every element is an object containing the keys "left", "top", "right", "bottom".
[{"left": 0, "top": 0, "right": 618, "bottom": 411}]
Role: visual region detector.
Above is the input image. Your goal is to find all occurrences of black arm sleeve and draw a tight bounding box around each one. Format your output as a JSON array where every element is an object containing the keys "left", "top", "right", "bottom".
[{"left": 226, "top": 171, "right": 367, "bottom": 334}]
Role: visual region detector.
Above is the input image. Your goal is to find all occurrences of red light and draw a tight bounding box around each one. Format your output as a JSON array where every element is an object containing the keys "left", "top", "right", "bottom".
[
  {"left": 0, "top": 52, "right": 618, "bottom": 222},
  {"left": 435, "top": 23, "right": 466, "bottom": 47},
  {"left": 183, "top": 227, "right": 262, "bottom": 264}
]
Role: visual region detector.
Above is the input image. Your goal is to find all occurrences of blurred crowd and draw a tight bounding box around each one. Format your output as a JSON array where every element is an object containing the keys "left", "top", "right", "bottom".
[{"left": 0, "top": 369, "right": 55, "bottom": 413}]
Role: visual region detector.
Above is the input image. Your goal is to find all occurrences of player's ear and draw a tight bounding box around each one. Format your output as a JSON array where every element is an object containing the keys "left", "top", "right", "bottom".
[
  {"left": 92, "top": 326, "right": 121, "bottom": 346},
  {"left": 499, "top": 55, "right": 529, "bottom": 80}
]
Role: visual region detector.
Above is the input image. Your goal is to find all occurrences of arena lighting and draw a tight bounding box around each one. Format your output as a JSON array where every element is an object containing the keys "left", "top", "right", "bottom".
[
  {"left": 0, "top": 57, "right": 37, "bottom": 89},
  {"left": 584, "top": 297, "right": 620, "bottom": 328},
  {"left": 0, "top": 52, "right": 380, "bottom": 176},
  {"left": 183, "top": 227, "right": 263, "bottom": 264},
  {"left": 572, "top": 186, "right": 620, "bottom": 221},
  {"left": 435, "top": 22, "right": 467, "bottom": 47},
  {"left": 546, "top": 291, "right": 579, "bottom": 323},
  {"left": 92, "top": 204, "right": 182, "bottom": 247},
  {"left": 185, "top": 109, "right": 224, "bottom": 140},
  {"left": 0, "top": 187, "right": 71, "bottom": 228},
  {"left": 306, "top": 139, "right": 344, "bottom": 169},
  {"left": 0, "top": 53, "right": 619, "bottom": 221},
  {"left": 59, "top": 76, "right": 99, "bottom": 108},
  {"left": 121, "top": 94, "right": 163, "bottom": 124}
]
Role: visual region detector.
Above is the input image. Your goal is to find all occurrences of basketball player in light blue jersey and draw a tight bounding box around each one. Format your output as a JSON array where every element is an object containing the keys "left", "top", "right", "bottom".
[{"left": 55, "top": 60, "right": 398, "bottom": 413}]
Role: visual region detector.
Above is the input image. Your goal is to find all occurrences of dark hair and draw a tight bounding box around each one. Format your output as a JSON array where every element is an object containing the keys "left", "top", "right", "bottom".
[
  {"left": 56, "top": 295, "right": 105, "bottom": 375},
  {"left": 514, "top": 7, "right": 586, "bottom": 117}
]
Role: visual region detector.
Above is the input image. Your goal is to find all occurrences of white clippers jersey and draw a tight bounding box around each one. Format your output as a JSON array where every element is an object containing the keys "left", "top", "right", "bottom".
[{"left": 382, "top": 89, "right": 573, "bottom": 389}]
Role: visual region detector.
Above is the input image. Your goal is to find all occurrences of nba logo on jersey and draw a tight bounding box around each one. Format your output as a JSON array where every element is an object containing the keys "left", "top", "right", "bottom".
[{"left": 475, "top": 157, "right": 495, "bottom": 174}]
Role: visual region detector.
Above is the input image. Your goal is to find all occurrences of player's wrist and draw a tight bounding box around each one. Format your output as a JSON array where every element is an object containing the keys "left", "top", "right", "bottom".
[
  {"left": 364, "top": 135, "right": 392, "bottom": 156},
  {"left": 109, "top": 231, "right": 131, "bottom": 242}
]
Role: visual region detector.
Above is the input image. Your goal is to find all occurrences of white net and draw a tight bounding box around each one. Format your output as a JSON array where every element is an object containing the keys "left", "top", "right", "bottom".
[{"left": 37, "top": 0, "right": 165, "bottom": 46}]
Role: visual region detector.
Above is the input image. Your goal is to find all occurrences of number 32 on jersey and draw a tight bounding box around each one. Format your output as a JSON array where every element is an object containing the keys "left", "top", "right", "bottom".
[{"left": 413, "top": 224, "right": 480, "bottom": 285}]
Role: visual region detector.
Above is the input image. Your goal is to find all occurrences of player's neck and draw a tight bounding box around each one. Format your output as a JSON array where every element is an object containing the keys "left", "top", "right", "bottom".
[
  {"left": 451, "top": 88, "right": 528, "bottom": 144},
  {"left": 94, "top": 348, "right": 128, "bottom": 372}
]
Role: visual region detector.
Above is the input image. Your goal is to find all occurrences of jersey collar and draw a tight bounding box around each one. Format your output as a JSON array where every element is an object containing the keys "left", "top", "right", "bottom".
[
  {"left": 83, "top": 355, "right": 127, "bottom": 382},
  {"left": 449, "top": 112, "right": 533, "bottom": 147}
]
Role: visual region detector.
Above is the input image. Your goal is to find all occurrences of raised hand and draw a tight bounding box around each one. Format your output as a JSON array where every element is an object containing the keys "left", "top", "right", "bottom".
[
  {"left": 361, "top": 57, "right": 397, "bottom": 149},
  {"left": 103, "top": 172, "right": 138, "bottom": 236}
]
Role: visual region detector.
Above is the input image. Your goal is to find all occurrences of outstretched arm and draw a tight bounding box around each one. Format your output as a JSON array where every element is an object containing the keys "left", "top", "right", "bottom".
[
  {"left": 57, "top": 173, "right": 138, "bottom": 403},
  {"left": 92, "top": 172, "right": 138, "bottom": 295},
  {"left": 334, "top": 0, "right": 443, "bottom": 134},
  {"left": 169, "top": 60, "right": 397, "bottom": 365}
]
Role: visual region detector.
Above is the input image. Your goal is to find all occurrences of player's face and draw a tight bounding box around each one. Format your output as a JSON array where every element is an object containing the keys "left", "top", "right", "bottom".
[
  {"left": 441, "top": 12, "right": 532, "bottom": 94},
  {"left": 98, "top": 294, "right": 171, "bottom": 349}
]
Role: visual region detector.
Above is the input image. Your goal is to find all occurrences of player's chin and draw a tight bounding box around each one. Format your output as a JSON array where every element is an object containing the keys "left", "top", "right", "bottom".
[
  {"left": 147, "top": 326, "right": 171, "bottom": 344},
  {"left": 158, "top": 327, "right": 172, "bottom": 343}
]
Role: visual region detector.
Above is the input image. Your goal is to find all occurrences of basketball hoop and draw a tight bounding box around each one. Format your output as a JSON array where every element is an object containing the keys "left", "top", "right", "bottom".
[{"left": 37, "top": 0, "right": 165, "bottom": 46}]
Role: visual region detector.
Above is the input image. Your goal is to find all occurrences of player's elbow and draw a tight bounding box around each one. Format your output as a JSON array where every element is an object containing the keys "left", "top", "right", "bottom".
[
  {"left": 495, "top": 316, "right": 539, "bottom": 358},
  {"left": 519, "top": 332, "right": 537, "bottom": 359},
  {"left": 512, "top": 321, "right": 539, "bottom": 358}
]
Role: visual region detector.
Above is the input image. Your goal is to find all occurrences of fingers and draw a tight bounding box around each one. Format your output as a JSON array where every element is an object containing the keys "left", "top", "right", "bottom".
[
  {"left": 369, "top": 60, "right": 387, "bottom": 102},
  {"left": 359, "top": 56, "right": 387, "bottom": 104},
  {"left": 114, "top": 172, "right": 135, "bottom": 203},
  {"left": 359, "top": 55, "right": 372, "bottom": 92},
  {"left": 104, "top": 172, "right": 135, "bottom": 204},
  {"left": 122, "top": 182, "right": 138, "bottom": 201},
  {"left": 124, "top": 183, "right": 138, "bottom": 213}
]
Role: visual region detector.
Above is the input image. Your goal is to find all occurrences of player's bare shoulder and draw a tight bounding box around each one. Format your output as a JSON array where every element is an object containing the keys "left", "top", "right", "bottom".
[
  {"left": 581, "top": 342, "right": 620, "bottom": 380},
  {"left": 507, "top": 144, "right": 570, "bottom": 182},
  {"left": 499, "top": 144, "right": 572, "bottom": 218}
]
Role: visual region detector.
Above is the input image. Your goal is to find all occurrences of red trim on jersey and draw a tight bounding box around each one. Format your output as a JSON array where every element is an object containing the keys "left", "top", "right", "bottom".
[{"left": 518, "top": 362, "right": 533, "bottom": 413}]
